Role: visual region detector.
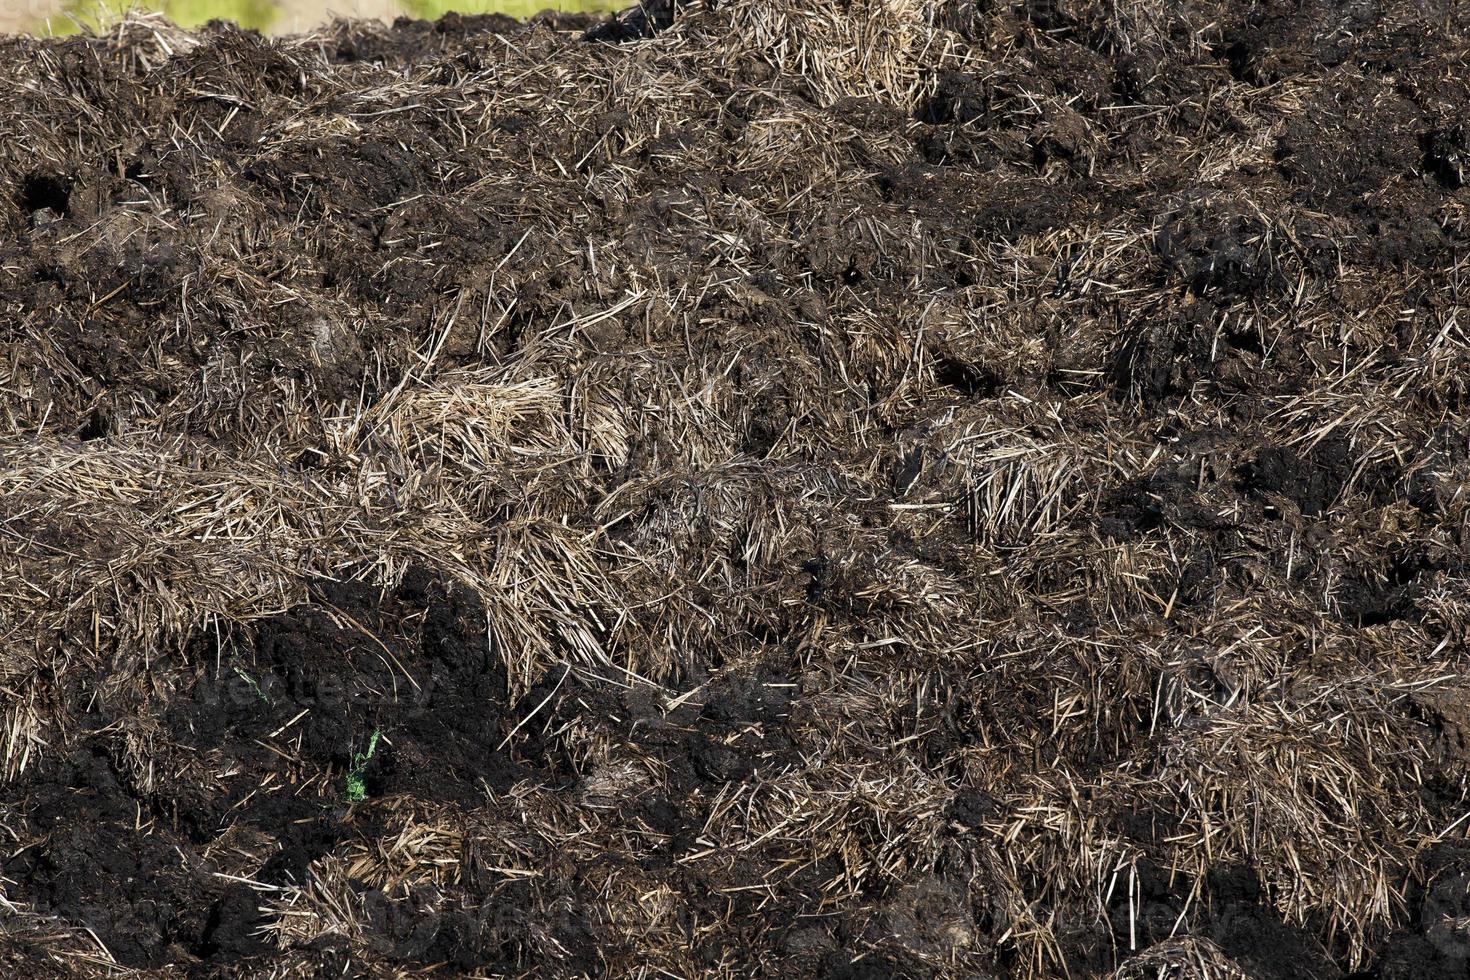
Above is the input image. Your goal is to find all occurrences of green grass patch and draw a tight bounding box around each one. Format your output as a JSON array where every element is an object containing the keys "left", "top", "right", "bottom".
[{"left": 30, "top": 0, "right": 624, "bottom": 35}]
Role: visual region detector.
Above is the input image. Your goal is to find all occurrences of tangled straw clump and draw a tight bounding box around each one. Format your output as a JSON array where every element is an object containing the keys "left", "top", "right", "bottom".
[{"left": 1, "top": 2, "right": 1469, "bottom": 977}]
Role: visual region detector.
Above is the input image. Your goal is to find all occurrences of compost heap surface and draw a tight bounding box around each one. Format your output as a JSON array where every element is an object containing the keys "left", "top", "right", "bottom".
[{"left": 2, "top": 3, "right": 1469, "bottom": 977}]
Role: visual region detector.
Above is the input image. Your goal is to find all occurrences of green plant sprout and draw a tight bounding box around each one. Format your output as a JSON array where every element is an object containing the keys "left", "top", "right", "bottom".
[
  {"left": 344, "top": 728, "right": 383, "bottom": 803},
  {"left": 232, "top": 664, "right": 271, "bottom": 704}
]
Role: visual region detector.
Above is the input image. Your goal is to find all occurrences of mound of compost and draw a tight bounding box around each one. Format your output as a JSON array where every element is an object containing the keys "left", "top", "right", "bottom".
[{"left": 1, "top": 2, "right": 1469, "bottom": 977}]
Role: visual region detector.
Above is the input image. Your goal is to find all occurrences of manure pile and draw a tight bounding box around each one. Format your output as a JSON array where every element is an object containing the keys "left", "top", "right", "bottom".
[{"left": 2, "top": 3, "right": 1470, "bottom": 978}]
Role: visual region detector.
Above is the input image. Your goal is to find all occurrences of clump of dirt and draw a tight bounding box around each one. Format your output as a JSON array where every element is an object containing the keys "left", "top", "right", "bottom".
[{"left": 1, "top": 3, "right": 1469, "bottom": 978}]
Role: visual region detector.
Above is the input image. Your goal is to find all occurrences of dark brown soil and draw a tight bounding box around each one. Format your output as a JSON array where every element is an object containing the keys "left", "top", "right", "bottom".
[{"left": 1, "top": 3, "right": 1469, "bottom": 978}]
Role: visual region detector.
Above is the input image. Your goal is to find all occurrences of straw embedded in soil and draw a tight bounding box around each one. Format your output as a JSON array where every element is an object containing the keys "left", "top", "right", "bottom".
[{"left": 1, "top": 2, "right": 1469, "bottom": 978}]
